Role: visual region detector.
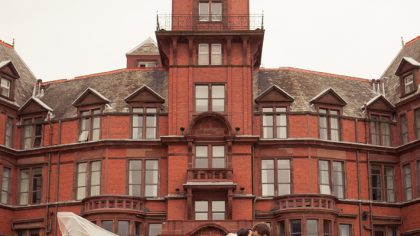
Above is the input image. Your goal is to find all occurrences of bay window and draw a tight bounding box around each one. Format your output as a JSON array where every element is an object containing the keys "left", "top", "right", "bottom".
[
  {"left": 22, "top": 117, "right": 43, "bottom": 149},
  {"left": 370, "top": 114, "right": 391, "bottom": 146}
]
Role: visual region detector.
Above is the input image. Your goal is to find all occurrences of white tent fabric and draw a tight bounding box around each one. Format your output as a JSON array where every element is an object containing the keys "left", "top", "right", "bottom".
[{"left": 57, "top": 212, "right": 118, "bottom": 236}]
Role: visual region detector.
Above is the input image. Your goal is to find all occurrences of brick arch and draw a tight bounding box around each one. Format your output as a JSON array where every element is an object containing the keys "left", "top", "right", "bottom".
[
  {"left": 188, "top": 223, "right": 229, "bottom": 236},
  {"left": 188, "top": 112, "right": 233, "bottom": 137}
]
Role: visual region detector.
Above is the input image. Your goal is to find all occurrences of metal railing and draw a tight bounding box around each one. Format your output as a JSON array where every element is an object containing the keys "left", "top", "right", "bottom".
[{"left": 156, "top": 14, "right": 264, "bottom": 31}]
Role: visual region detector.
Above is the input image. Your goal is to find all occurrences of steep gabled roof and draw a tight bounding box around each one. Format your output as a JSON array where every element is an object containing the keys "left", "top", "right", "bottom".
[
  {"left": 19, "top": 97, "right": 53, "bottom": 115},
  {"left": 0, "top": 60, "right": 20, "bottom": 78},
  {"left": 255, "top": 84, "right": 294, "bottom": 103},
  {"left": 364, "top": 94, "right": 395, "bottom": 112},
  {"left": 381, "top": 35, "right": 420, "bottom": 104},
  {"left": 0, "top": 40, "right": 37, "bottom": 106},
  {"left": 125, "top": 85, "right": 165, "bottom": 103},
  {"left": 395, "top": 57, "right": 420, "bottom": 76},
  {"left": 72, "top": 87, "right": 111, "bottom": 107},
  {"left": 310, "top": 87, "right": 347, "bottom": 106},
  {"left": 126, "top": 37, "right": 159, "bottom": 56},
  {"left": 255, "top": 67, "right": 376, "bottom": 117}
]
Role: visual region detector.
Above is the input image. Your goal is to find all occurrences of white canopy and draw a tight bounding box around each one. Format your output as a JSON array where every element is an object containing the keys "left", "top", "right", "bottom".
[{"left": 57, "top": 212, "right": 118, "bottom": 236}]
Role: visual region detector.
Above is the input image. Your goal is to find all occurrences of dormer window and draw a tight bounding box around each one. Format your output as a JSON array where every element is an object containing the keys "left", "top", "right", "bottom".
[
  {"left": 79, "top": 108, "right": 101, "bottom": 142},
  {"left": 199, "top": 1, "right": 222, "bottom": 22},
  {"left": 403, "top": 73, "right": 415, "bottom": 94},
  {"left": 22, "top": 117, "right": 43, "bottom": 149},
  {"left": 137, "top": 61, "right": 157, "bottom": 68},
  {"left": 0, "top": 78, "right": 11, "bottom": 98}
]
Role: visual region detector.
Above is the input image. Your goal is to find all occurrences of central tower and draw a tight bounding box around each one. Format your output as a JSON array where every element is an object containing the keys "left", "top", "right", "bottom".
[{"left": 156, "top": 0, "right": 264, "bottom": 234}]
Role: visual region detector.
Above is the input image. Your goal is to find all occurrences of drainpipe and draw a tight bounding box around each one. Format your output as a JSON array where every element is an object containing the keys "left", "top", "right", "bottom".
[
  {"left": 367, "top": 151, "right": 373, "bottom": 236},
  {"left": 54, "top": 151, "right": 61, "bottom": 236},
  {"left": 252, "top": 144, "right": 256, "bottom": 221},
  {"left": 356, "top": 150, "right": 362, "bottom": 236},
  {"left": 45, "top": 152, "right": 52, "bottom": 234}
]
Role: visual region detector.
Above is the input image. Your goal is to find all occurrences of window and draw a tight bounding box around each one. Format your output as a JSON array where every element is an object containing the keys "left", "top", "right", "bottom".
[
  {"left": 79, "top": 108, "right": 101, "bottom": 142},
  {"left": 319, "top": 160, "right": 345, "bottom": 198},
  {"left": 1, "top": 167, "right": 11, "bottom": 204},
  {"left": 76, "top": 161, "right": 101, "bottom": 200},
  {"left": 262, "top": 107, "right": 287, "bottom": 139},
  {"left": 117, "top": 221, "right": 129, "bottom": 236},
  {"left": 101, "top": 220, "right": 113, "bottom": 232},
  {"left": 279, "top": 221, "right": 286, "bottom": 236},
  {"left": 370, "top": 114, "right": 391, "bottom": 146},
  {"left": 198, "top": 44, "right": 222, "bottom": 65},
  {"left": 149, "top": 223, "right": 162, "bottom": 236},
  {"left": 195, "top": 84, "right": 225, "bottom": 112},
  {"left": 0, "top": 77, "right": 11, "bottom": 98},
  {"left": 415, "top": 109, "right": 420, "bottom": 139},
  {"left": 323, "top": 220, "right": 331, "bottom": 236},
  {"left": 319, "top": 108, "right": 340, "bottom": 141},
  {"left": 339, "top": 224, "right": 351, "bottom": 236},
  {"left": 403, "top": 73, "right": 415, "bottom": 95},
  {"left": 16, "top": 229, "right": 40, "bottom": 236},
  {"left": 370, "top": 165, "right": 395, "bottom": 202},
  {"left": 374, "top": 226, "right": 397, "bottom": 236},
  {"left": 400, "top": 114, "right": 408, "bottom": 144},
  {"left": 145, "top": 160, "right": 159, "bottom": 197},
  {"left": 261, "top": 159, "right": 291, "bottom": 196},
  {"left": 5, "top": 117, "right": 13, "bottom": 147},
  {"left": 417, "top": 161, "right": 420, "bottom": 197},
  {"left": 132, "top": 107, "right": 158, "bottom": 139},
  {"left": 135, "top": 222, "right": 141, "bottom": 236},
  {"left": 195, "top": 145, "right": 225, "bottom": 168},
  {"left": 307, "top": 220, "right": 318, "bottom": 236},
  {"left": 19, "top": 167, "right": 42, "bottom": 205},
  {"left": 403, "top": 164, "right": 412, "bottom": 201},
  {"left": 290, "top": 220, "right": 301, "bottom": 236},
  {"left": 199, "top": 1, "right": 222, "bottom": 21},
  {"left": 22, "top": 117, "right": 43, "bottom": 149},
  {"left": 194, "top": 200, "right": 225, "bottom": 220},
  {"left": 137, "top": 61, "right": 157, "bottom": 68}
]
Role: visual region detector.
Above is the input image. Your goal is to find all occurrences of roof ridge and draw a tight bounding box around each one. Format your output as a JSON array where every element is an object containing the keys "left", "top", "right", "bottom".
[
  {"left": 405, "top": 36, "right": 420, "bottom": 47},
  {"left": 41, "top": 67, "right": 166, "bottom": 86},
  {"left": 0, "top": 40, "right": 14, "bottom": 49},
  {"left": 260, "top": 67, "right": 370, "bottom": 83}
]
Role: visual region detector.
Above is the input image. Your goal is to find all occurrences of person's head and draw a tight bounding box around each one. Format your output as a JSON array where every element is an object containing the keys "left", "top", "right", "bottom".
[
  {"left": 237, "top": 228, "right": 251, "bottom": 236},
  {"left": 252, "top": 223, "right": 270, "bottom": 236}
]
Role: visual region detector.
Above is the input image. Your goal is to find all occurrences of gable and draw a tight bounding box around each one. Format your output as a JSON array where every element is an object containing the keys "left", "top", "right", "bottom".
[
  {"left": 366, "top": 95, "right": 395, "bottom": 112},
  {"left": 310, "top": 88, "right": 347, "bottom": 106},
  {"left": 72, "top": 88, "right": 110, "bottom": 107},
  {"left": 255, "top": 85, "right": 294, "bottom": 103},
  {"left": 395, "top": 57, "right": 420, "bottom": 76},
  {"left": 125, "top": 85, "right": 165, "bottom": 104},
  {"left": 0, "top": 60, "right": 20, "bottom": 78},
  {"left": 19, "top": 97, "right": 52, "bottom": 115}
]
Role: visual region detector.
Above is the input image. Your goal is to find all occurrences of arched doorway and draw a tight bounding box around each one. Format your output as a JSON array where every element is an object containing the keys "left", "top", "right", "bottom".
[{"left": 191, "top": 225, "right": 228, "bottom": 236}]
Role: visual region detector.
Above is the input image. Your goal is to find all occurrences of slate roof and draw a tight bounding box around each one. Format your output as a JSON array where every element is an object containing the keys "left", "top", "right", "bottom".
[
  {"left": 126, "top": 37, "right": 159, "bottom": 56},
  {"left": 0, "top": 41, "right": 37, "bottom": 106},
  {"left": 255, "top": 67, "right": 378, "bottom": 117},
  {"left": 40, "top": 69, "right": 168, "bottom": 119},
  {"left": 381, "top": 36, "right": 420, "bottom": 104}
]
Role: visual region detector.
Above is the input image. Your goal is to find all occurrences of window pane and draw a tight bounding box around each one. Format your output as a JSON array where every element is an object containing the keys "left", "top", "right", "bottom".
[
  {"left": 212, "top": 98, "right": 224, "bottom": 112},
  {"left": 278, "top": 183, "right": 290, "bottom": 195},
  {"left": 148, "top": 224, "right": 162, "bottom": 236},
  {"left": 196, "top": 146, "right": 208, "bottom": 157},
  {"left": 307, "top": 220, "right": 318, "bottom": 236},
  {"left": 212, "top": 146, "right": 224, "bottom": 157},
  {"left": 146, "top": 128, "right": 157, "bottom": 139},
  {"left": 195, "top": 212, "right": 208, "bottom": 220},
  {"left": 199, "top": 2, "right": 209, "bottom": 21},
  {"left": 92, "top": 129, "right": 100, "bottom": 141},
  {"left": 196, "top": 85, "right": 209, "bottom": 98},
  {"left": 198, "top": 44, "right": 209, "bottom": 65},
  {"left": 146, "top": 160, "right": 158, "bottom": 170},
  {"left": 211, "top": 44, "right": 222, "bottom": 65},
  {"left": 212, "top": 158, "right": 225, "bottom": 168},
  {"left": 212, "top": 212, "right": 225, "bottom": 220},
  {"left": 262, "top": 160, "right": 274, "bottom": 169},
  {"left": 117, "top": 221, "right": 129, "bottom": 236},
  {"left": 195, "top": 201, "right": 208, "bottom": 211},
  {"left": 145, "top": 170, "right": 158, "bottom": 184},
  {"left": 195, "top": 159, "right": 208, "bottom": 168},
  {"left": 262, "top": 107, "right": 273, "bottom": 112},
  {"left": 211, "top": 2, "right": 222, "bottom": 21},
  {"left": 263, "top": 115, "right": 273, "bottom": 126},
  {"left": 212, "top": 201, "right": 225, "bottom": 211},
  {"left": 262, "top": 184, "right": 274, "bottom": 196},
  {"left": 102, "top": 221, "right": 113, "bottom": 232},
  {"left": 279, "top": 221, "right": 286, "bottom": 236},
  {"left": 196, "top": 99, "right": 209, "bottom": 112},
  {"left": 324, "top": 220, "right": 331, "bottom": 236},
  {"left": 277, "top": 114, "right": 287, "bottom": 126},
  {"left": 145, "top": 185, "right": 158, "bottom": 197},
  {"left": 262, "top": 170, "right": 274, "bottom": 183},
  {"left": 290, "top": 220, "right": 301, "bottom": 236},
  {"left": 263, "top": 127, "right": 274, "bottom": 139},
  {"left": 135, "top": 222, "right": 141, "bottom": 236},
  {"left": 146, "top": 116, "right": 156, "bottom": 126},
  {"left": 339, "top": 224, "right": 351, "bottom": 236}
]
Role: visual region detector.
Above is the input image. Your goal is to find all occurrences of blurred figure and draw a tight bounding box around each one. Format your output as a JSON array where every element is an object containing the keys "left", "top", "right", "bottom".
[
  {"left": 237, "top": 228, "right": 252, "bottom": 236},
  {"left": 252, "top": 223, "right": 270, "bottom": 236}
]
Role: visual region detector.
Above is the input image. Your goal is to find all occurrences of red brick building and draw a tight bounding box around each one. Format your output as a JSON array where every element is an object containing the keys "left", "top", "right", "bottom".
[{"left": 0, "top": 0, "right": 420, "bottom": 235}]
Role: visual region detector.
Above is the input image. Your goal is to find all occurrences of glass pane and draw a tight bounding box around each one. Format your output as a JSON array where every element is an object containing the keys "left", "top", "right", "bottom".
[
  {"left": 91, "top": 161, "right": 101, "bottom": 171},
  {"left": 195, "top": 212, "right": 208, "bottom": 220},
  {"left": 129, "top": 185, "right": 141, "bottom": 196},
  {"left": 320, "top": 185, "right": 331, "bottom": 194},
  {"left": 196, "top": 146, "right": 208, "bottom": 157},
  {"left": 212, "top": 146, "right": 224, "bottom": 157},
  {"left": 199, "top": 3, "right": 209, "bottom": 21},
  {"left": 262, "top": 184, "right": 274, "bottom": 196},
  {"left": 307, "top": 220, "right": 318, "bottom": 235},
  {"left": 319, "top": 161, "right": 329, "bottom": 170},
  {"left": 102, "top": 221, "right": 113, "bottom": 232},
  {"left": 198, "top": 54, "right": 209, "bottom": 65},
  {"left": 290, "top": 220, "right": 301, "bottom": 235},
  {"left": 262, "top": 160, "right": 274, "bottom": 169},
  {"left": 20, "top": 193, "right": 28, "bottom": 204},
  {"left": 77, "top": 173, "right": 86, "bottom": 186},
  {"left": 146, "top": 128, "right": 157, "bottom": 139},
  {"left": 263, "top": 127, "right": 273, "bottom": 139},
  {"left": 212, "top": 212, "right": 225, "bottom": 220},
  {"left": 212, "top": 158, "right": 225, "bottom": 168},
  {"left": 262, "top": 107, "right": 273, "bottom": 112},
  {"left": 278, "top": 183, "right": 290, "bottom": 195},
  {"left": 93, "top": 109, "right": 101, "bottom": 115},
  {"left": 320, "top": 128, "right": 328, "bottom": 140},
  {"left": 211, "top": 3, "right": 222, "bottom": 21},
  {"left": 262, "top": 170, "right": 274, "bottom": 183},
  {"left": 196, "top": 99, "right": 208, "bottom": 112},
  {"left": 278, "top": 170, "right": 290, "bottom": 183},
  {"left": 277, "top": 127, "right": 287, "bottom": 139},
  {"left": 93, "top": 117, "right": 100, "bottom": 129},
  {"left": 196, "top": 85, "right": 209, "bottom": 98},
  {"left": 135, "top": 222, "right": 141, "bottom": 236},
  {"left": 90, "top": 185, "right": 100, "bottom": 196},
  {"left": 276, "top": 107, "right": 286, "bottom": 112},
  {"left": 195, "top": 158, "right": 208, "bottom": 168},
  {"left": 20, "top": 179, "right": 29, "bottom": 192},
  {"left": 78, "top": 163, "right": 87, "bottom": 172},
  {"left": 212, "top": 85, "right": 224, "bottom": 98},
  {"left": 211, "top": 53, "right": 222, "bottom": 65},
  {"left": 212, "top": 99, "right": 224, "bottom": 112},
  {"left": 129, "top": 170, "right": 141, "bottom": 184},
  {"left": 195, "top": 201, "right": 208, "bottom": 211},
  {"left": 319, "top": 109, "right": 327, "bottom": 114},
  {"left": 92, "top": 129, "right": 100, "bottom": 141},
  {"left": 146, "top": 116, "right": 156, "bottom": 126},
  {"left": 339, "top": 224, "right": 350, "bottom": 236},
  {"left": 133, "top": 108, "right": 143, "bottom": 113},
  {"left": 334, "top": 186, "right": 344, "bottom": 198},
  {"left": 130, "top": 160, "right": 142, "bottom": 170},
  {"left": 263, "top": 115, "right": 273, "bottom": 126},
  {"left": 145, "top": 170, "right": 158, "bottom": 184},
  {"left": 319, "top": 116, "right": 327, "bottom": 128},
  {"left": 77, "top": 187, "right": 86, "bottom": 200},
  {"left": 324, "top": 221, "right": 331, "bottom": 235},
  {"left": 145, "top": 185, "right": 158, "bottom": 197},
  {"left": 277, "top": 160, "right": 290, "bottom": 169},
  {"left": 277, "top": 114, "right": 287, "bottom": 126},
  {"left": 212, "top": 201, "right": 225, "bottom": 211},
  {"left": 117, "top": 221, "right": 129, "bottom": 236},
  {"left": 146, "top": 108, "right": 157, "bottom": 114},
  {"left": 146, "top": 160, "right": 159, "bottom": 170},
  {"left": 133, "top": 115, "right": 142, "bottom": 127}
]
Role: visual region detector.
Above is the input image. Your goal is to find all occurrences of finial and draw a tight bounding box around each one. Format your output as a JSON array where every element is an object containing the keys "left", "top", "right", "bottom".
[
  {"left": 12, "top": 38, "right": 15, "bottom": 47},
  {"left": 401, "top": 36, "right": 405, "bottom": 47}
]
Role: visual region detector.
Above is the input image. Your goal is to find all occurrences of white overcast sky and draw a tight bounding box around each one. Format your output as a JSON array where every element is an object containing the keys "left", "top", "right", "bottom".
[{"left": 0, "top": 0, "right": 419, "bottom": 81}]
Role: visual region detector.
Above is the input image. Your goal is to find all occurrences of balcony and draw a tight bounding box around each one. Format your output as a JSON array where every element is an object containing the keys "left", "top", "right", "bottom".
[
  {"left": 81, "top": 195, "right": 145, "bottom": 215},
  {"left": 274, "top": 194, "right": 339, "bottom": 214},
  {"left": 156, "top": 14, "right": 264, "bottom": 31},
  {"left": 187, "top": 168, "right": 233, "bottom": 182}
]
